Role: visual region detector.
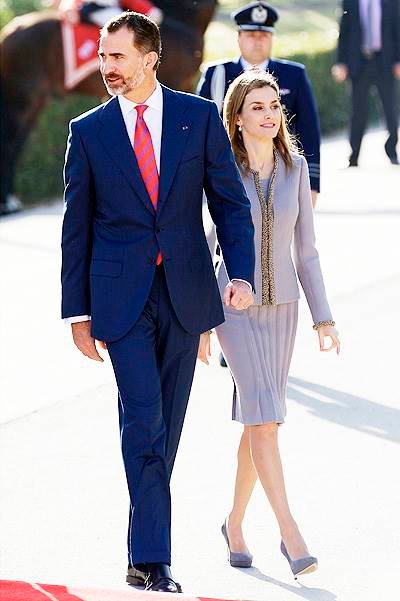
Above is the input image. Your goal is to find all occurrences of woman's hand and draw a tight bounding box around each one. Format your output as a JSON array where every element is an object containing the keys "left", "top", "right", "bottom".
[
  {"left": 198, "top": 331, "right": 211, "bottom": 365},
  {"left": 317, "top": 325, "right": 340, "bottom": 354}
]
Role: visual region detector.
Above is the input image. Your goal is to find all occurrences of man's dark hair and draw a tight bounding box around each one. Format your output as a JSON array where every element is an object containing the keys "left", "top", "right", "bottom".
[{"left": 101, "top": 11, "right": 161, "bottom": 70}]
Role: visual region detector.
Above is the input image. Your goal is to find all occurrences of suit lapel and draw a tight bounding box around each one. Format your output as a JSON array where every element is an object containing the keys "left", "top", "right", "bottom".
[
  {"left": 97, "top": 97, "right": 155, "bottom": 215},
  {"left": 353, "top": 0, "right": 361, "bottom": 31},
  {"left": 157, "top": 86, "right": 191, "bottom": 215}
]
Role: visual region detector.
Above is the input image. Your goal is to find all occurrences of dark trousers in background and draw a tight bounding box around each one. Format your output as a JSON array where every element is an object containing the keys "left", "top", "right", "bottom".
[
  {"left": 350, "top": 54, "right": 399, "bottom": 161},
  {"left": 107, "top": 265, "right": 200, "bottom": 567}
]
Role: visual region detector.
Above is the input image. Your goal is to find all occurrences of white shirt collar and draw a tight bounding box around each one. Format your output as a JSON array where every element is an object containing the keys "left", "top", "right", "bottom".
[
  {"left": 118, "top": 80, "right": 163, "bottom": 117},
  {"left": 240, "top": 57, "right": 270, "bottom": 72}
]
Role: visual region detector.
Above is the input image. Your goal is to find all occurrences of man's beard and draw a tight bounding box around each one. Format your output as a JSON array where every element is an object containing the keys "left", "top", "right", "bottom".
[{"left": 103, "top": 64, "right": 146, "bottom": 96}]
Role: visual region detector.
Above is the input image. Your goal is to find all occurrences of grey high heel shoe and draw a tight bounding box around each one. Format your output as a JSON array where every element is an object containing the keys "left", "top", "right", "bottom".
[
  {"left": 280, "top": 540, "right": 318, "bottom": 578},
  {"left": 221, "top": 519, "right": 253, "bottom": 568}
]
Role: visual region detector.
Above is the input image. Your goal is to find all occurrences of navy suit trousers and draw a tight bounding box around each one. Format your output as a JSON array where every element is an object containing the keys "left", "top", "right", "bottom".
[
  {"left": 350, "top": 54, "right": 399, "bottom": 160},
  {"left": 107, "top": 266, "right": 200, "bottom": 566}
]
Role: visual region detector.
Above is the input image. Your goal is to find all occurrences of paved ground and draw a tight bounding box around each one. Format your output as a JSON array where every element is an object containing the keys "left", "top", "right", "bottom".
[{"left": 1, "top": 129, "right": 399, "bottom": 601}]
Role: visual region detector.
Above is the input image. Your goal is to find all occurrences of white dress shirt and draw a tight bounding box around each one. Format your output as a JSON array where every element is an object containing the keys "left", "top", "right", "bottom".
[
  {"left": 64, "top": 83, "right": 163, "bottom": 325},
  {"left": 65, "top": 81, "right": 250, "bottom": 325},
  {"left": 117, "top": 81, "right": 163, "bottom": 172}
]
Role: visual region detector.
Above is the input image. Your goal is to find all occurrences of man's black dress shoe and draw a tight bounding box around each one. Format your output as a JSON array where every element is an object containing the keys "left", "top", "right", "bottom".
[
  {"left": 145, "top": 563, "right": 182, "bottom": 593},
  {"left": 348, "top": 156, "right": 358, "bottom": 167},
  {"left": 126, "top": 564, "right": 147, "bottom": 586},
  {"left": 389, "top": 155, "right": 399, "bottom": 165}
]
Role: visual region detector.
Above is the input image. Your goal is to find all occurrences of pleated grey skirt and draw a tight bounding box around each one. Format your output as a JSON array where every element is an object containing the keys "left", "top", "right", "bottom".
[{"left": 215, "top": 301, "right": 298, "bottom": 425}]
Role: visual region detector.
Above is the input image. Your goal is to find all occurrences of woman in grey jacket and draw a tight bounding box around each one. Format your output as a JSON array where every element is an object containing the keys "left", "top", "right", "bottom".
[{"left": 198, "top": 70, "right": 340, "bottom": 577}]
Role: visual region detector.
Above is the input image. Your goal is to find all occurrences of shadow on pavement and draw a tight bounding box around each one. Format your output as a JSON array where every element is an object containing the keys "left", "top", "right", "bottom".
[
  {"left": 287, "top": 376, "right": 400, "bottom": 443},
  {"left": 237, "top": 567, "right": 337, "bottom": 601}
]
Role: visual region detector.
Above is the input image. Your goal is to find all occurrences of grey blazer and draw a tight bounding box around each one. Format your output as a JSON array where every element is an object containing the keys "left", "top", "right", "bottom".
[{"left": 216, "top": 153, "right": 333, "bottom": 324}]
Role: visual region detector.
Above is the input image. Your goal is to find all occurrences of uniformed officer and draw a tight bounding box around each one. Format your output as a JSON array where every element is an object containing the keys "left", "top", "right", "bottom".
[{"left": 197, "top": 1, "right": 321, "bottom": 204}]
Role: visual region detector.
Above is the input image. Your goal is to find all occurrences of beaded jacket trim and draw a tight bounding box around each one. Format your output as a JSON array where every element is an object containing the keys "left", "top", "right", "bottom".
[{"left": 250, "top": 149, "right": 278, "bottom": 306}]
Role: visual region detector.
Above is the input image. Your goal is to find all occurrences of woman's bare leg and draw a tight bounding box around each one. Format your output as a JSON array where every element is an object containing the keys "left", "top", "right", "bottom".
[
  {"left": 226, "top": 427, "right": 258, "bottom": 553},
  {"left": 249, "top": 423, "right": 309, "bottom": 559}
]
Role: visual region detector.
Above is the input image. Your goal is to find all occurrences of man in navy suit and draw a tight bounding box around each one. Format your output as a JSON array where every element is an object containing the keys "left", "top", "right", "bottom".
[
  {"left": 61, "top": 11, "right": 255, "bottom": 593},
  {"left": 197, "top": 1, "right": 321, "bottom": 205},
  {"left": 332, "top": 0, "right": 400, "bottom": 166}
]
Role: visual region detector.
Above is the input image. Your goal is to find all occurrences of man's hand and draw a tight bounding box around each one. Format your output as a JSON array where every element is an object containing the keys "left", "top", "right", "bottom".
[
  {"left": 71, "top": 320, "right": 105, "bottom": 362},
  {"left": 311, "top": 190, "right": 318, "bottom": 208},
  {"left": 197, "top": 332, "right": 211, "bottom": 365},
  {"left": 224, "top": 281, "right": 254, "bottom": 310},
  {"left": 331, "top": 63, "right": 348, "bottom": 83}
]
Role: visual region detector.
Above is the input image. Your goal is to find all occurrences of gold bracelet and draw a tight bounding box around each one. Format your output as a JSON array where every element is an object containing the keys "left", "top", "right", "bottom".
[{"left": 313, "top": 320, "right": 336, "bottom": 331}]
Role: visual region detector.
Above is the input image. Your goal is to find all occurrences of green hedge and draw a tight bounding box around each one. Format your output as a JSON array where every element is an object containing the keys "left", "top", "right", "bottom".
[
  {"left": 289, "top": 48, "right": 352, "bottom": 133},
  {"left": 14, "top": 48, "right": 384, "bottom": 204},
  {"left": 15, "top": 95, "right": 98, "bottom": 204}
]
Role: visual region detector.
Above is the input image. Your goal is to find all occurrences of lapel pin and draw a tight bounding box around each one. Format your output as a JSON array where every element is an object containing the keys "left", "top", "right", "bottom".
[{"left": 182, "top": 125, "right": 189, "bottom": 131}]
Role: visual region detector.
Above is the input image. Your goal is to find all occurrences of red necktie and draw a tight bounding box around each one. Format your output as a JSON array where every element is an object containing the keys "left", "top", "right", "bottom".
[{"left": 134, "top": 104, "right": 162, "bottom": 264}]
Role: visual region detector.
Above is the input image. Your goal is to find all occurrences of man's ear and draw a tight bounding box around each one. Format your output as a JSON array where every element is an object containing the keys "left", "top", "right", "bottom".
[{"left": 146, "top": 51, "right": 158, "bottom": 70}]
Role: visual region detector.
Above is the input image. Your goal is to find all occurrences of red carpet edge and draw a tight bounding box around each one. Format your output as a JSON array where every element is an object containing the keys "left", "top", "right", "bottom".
[{"left": 0, "top": 580, "right": 254, "bottom": 601}]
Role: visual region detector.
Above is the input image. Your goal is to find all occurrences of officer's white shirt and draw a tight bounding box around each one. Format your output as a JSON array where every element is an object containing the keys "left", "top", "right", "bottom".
[{"left": 240, "top": 57, "right": 269, "bottom": 71}]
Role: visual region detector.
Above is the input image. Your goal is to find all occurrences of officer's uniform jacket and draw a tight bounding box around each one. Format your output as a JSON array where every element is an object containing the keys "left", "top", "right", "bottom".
[{"left": 197, "top": 56, "right": 321, "bottom": 192}]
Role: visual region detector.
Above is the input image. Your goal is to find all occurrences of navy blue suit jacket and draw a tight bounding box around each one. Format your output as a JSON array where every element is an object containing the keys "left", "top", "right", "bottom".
[
  {"left": 61, "top": 85, "right": 255, "bottom": 342},
  {"left": 337, "top": 0, "right": 400, "bottom": 78},
  {"left": 197, "top": 57, "right": 321, "bottom": 192}
]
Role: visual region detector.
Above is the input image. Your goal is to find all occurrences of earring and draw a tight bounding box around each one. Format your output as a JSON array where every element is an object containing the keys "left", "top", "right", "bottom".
[{"left": 238, "top": 124, "right": 242, "bottom": 132}]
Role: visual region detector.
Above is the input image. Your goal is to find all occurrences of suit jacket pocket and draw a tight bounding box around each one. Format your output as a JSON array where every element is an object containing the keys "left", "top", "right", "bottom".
[{"left": 90, "top": 259, "right": 122, "bottom": 278}]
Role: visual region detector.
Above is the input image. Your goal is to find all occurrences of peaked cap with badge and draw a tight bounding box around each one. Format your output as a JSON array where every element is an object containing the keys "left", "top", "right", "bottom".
[
  {"left": 232, "top": 2, "right": 279, "bottom": 33},
  {"left": 197, "top": 1, "right": 321, "bottom": 192}
]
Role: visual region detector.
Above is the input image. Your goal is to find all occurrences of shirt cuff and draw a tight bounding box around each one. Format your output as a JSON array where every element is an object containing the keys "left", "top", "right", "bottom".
[
  {"left": 64, "top": 315, "right": 91, "bottom": 324},
  {"left": 231, "top": 279, "right": 252, "bottom": 291}
]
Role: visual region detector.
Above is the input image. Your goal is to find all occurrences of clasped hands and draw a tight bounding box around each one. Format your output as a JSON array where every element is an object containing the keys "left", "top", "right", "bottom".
[
  {"left": 71, "top": 281, "right": 254, "bottom": 364},
  {"left": 197, "top": 280, "right": 254, "bottom": 365}
]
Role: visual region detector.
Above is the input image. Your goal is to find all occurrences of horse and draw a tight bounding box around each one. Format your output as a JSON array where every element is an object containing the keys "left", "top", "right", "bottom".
[{"left": 0, "top": 1, "right": 217, "bottom": 212}]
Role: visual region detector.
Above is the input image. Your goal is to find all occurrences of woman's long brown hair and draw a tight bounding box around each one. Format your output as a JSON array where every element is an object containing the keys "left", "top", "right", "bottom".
[{"left": 223, "top": 69, "right": 298, "bottom": 172}]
